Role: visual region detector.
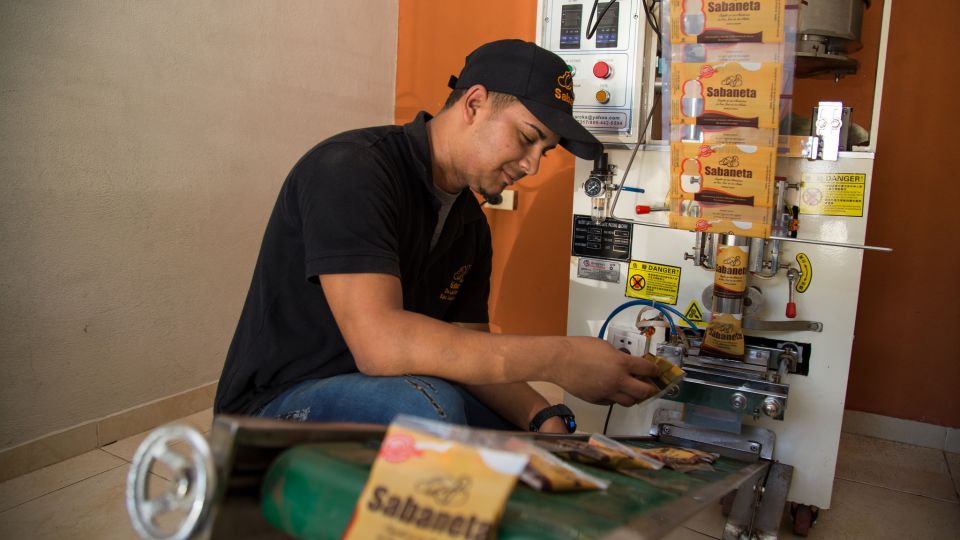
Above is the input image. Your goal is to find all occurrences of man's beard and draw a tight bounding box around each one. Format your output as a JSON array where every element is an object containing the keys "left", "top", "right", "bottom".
[{"left": 478, "top": 187, "right": 503, "bottom": 206}]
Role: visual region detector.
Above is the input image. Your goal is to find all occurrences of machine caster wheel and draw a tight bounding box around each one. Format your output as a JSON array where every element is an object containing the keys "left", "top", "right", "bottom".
[
  {"left": 720, "top": 490, "right": 737, "bottom": 517},
  {"left": 126, "top": 423, "right": 216, "bottom": 540},
  {"left": 789, "top": 503, "right": 819, "bottom": 537}
]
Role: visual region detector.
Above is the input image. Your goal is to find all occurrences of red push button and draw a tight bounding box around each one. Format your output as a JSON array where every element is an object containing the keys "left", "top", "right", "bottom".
[{"left": 593, "top": 61, "right": 612, "bottom": 79}]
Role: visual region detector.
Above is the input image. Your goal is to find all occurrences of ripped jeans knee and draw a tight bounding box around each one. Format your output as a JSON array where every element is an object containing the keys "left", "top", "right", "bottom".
[{"left": 254, "top": 373, "right": 468, "bottom": 426}]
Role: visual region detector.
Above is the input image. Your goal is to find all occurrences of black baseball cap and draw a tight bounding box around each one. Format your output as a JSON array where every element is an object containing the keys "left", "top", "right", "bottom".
[{"left": 448, "top": 39, "right": 603, "bottom": 161}]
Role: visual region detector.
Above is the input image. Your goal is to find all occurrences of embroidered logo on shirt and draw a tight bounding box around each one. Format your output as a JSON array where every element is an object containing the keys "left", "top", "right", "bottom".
[{"left": 440, "top": 264, "right": 471, "bottom": 301}]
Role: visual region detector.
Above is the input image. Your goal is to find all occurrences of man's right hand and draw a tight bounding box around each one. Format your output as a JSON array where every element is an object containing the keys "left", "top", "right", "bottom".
[{"left": 552, "top": 337, "right": 660, "bottom": 407}]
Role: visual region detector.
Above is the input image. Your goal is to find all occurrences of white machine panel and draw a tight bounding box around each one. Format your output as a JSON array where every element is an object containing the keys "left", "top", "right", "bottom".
[
  {"left": 539, "top": 0, "right": 651, "bottom": 142},
  {"left": 565, "top": 149, "right": 876, "bottom": 509}
]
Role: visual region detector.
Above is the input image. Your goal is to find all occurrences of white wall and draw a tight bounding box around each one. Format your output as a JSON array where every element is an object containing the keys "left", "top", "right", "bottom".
[{"left": 0, "top": 0, "right": 399, "bottom": 450}]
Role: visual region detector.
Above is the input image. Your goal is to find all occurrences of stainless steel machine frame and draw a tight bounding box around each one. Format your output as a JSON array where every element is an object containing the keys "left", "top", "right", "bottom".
[{"left": 540, "top": 0, "right": 893, "bottom": 520}]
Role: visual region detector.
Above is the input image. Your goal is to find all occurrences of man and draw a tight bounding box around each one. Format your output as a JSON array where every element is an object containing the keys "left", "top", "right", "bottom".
[{"left": 214, "top": 40, "right": 657, "bottom": 434}]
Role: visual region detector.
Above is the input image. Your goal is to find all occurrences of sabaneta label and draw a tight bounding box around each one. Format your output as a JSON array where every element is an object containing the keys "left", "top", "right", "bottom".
[
  {"left": 707, "top": 1, "right": 761, "bottom": 12},
  {"left": 365, "top": 485, "right": 492, "bottom": 540},
  {"left": 703, "top": 165, "right": 753, "bottom": 178},
  {"left": 706, "top": 87, "right": 758, "bottom": 98}
]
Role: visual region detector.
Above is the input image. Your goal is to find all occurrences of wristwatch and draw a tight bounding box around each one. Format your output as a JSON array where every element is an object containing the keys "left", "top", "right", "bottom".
[{"left": 529, "top": 404, "right": 577, "bottom": 433}]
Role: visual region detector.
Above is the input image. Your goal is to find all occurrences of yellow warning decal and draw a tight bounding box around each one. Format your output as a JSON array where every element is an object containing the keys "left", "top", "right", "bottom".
[
  {"left": 625, "top": 261, "right": 681, "bottom": 305},
  {"left": 681, "top": 300, "right": 707, "bottom": 328},
  {"left": 799, "top": 173, "right": 866, "bottom": 217},
  {"left": 796, "top": 253, "right": 812, "bottom": 293}
]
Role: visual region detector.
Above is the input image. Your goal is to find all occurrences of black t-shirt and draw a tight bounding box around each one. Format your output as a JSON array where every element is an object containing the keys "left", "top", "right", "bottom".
[{"left": 214, "top": 112, "right": 492, "bottom": 415}]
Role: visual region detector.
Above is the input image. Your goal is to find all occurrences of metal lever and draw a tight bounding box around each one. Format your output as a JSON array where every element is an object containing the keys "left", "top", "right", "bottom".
[{"left": 786, "top": 268, "right": 799, "bottom": 319}]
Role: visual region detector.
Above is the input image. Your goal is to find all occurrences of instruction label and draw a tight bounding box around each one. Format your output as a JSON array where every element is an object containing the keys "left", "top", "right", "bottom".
[
  {"left": 571, "top": 215, "right": 632, "bottom": 261},
  {"left": 577, "top": 258, "right": 621, "bottom": 284},
  {"left": 799, "top": 173, "right": 865, "bottom": 217},
  {"left": 795, "top": 253, "right": 812, "bottom": 293},
  {"left": 625, "top": 261, "right": 681, "bottom": 305}
]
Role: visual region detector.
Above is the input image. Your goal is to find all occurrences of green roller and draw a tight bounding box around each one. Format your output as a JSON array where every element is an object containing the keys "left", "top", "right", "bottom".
[{"left": 261, "top": 444, "right": 373, "bottom": 539}]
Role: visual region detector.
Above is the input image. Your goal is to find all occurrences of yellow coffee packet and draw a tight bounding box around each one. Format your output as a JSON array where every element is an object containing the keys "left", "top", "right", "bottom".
[
  {"left": 642, "top": 446, "right": 720, "bottom": 465},
  {"left": 669, "top": 0, "right": 786, "bottom": 44},
  {"left": 702, "top": 312, "right": 746, "bottom": 360},
  {"left": 668, "top": 142, "right": 776, "bottom": 239},
  {"left": 644, "top": 353, "right": 685, "bottom": 393},
  {"left": 641, "top": 446, "right": 720, "bottom": 473},
  {"left": 519, "top": 446, "right": 609, "bottom": 492},
  {"left": 670, "top": 143, "right": 776, "bottom": 206},
  {"left": 671, "top": 62, "right": 782, "bottom": 129},
  {"left": 343, "top": 416, "right": 528, "bottom": 540},
  {"left": 587, "top": 434, "right": 665, "bottom": 471}
]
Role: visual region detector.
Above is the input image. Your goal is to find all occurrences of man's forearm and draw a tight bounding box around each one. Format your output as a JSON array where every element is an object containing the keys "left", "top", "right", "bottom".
[
  {"left": 462, "top": 382, "right": 551, "bottom": 430},
  {"left": 350, "top": 306, "right": 568, "bottom": 386},
  {"left": 320, "top": 272, "right": 659, "bottom": 406}
]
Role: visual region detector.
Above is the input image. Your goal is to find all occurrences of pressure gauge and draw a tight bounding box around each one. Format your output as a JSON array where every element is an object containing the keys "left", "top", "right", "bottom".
[{"left": 583, "top": 176, "right": 605, "bottom": 197}]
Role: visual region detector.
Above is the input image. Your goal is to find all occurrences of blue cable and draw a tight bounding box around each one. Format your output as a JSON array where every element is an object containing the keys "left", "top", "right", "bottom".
[
  {"left": 597, "top": 299, "right": 702, "bottom": 340},
  {"left": 597, "top": 298, "right": 699, "bottom": 435}
]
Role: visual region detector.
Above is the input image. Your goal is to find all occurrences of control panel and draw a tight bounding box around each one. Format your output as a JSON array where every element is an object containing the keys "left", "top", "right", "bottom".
[{"left": 538, "top": 0, "right": 651, "bottom": 143}]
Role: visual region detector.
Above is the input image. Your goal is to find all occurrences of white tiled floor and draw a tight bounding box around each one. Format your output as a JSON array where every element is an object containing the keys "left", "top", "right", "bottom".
[{"left": 1, "top": 409, "right": 958, "bottom": 539}]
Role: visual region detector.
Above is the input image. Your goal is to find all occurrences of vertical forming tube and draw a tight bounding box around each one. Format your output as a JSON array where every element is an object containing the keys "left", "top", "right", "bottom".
[
  {"left": 711, "top": 235, "right": 751, "bottom": 314},
  {"left": 749, "top": 237, "right": 766, "bottom": 273}
]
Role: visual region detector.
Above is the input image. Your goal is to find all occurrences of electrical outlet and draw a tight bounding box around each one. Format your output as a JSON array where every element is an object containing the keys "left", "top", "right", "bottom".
[
  {"left": 485, "top": 189, "right": 517, "bottom": 211},
  {"left": 607, "top": 324, "right": 648, "bottom": 356}
]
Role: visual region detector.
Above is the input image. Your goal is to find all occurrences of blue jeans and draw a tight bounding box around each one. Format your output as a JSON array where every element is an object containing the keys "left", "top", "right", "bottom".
[{"left": 256, "top": 373, "right": 518, "bottom": 431}]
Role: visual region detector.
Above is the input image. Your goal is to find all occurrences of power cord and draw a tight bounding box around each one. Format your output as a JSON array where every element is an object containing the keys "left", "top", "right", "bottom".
[
  {"left": 585, "top": 1, "right": 619, "bottom": 40},
  {"left": 643, "top": 0, "right": 662, "bottom": 56}
]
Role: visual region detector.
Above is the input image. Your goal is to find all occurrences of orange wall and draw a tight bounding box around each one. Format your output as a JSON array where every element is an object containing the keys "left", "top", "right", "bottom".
[
  {"left": 396, "top": 0, "right": 960, "bottom": 426},
  {"left": 396, "top": 0, "right": 575, "bottom": 336},
  {"left": 847, "top": 0, "right": 960, "bottom": 427}
]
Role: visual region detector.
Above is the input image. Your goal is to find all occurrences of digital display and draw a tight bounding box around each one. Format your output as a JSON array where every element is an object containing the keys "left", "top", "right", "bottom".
[
  {"left": 560, "top": 4, "right": 583, "bottom": 49},
  {"left": 596, "top": 2, "right": 619, "bottom": 48}
]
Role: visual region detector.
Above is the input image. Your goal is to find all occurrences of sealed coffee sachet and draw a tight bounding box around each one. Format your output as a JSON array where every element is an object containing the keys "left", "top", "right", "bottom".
[
  {"left": 642, "top": 446, "right": 720, "bottom": 473},
  {"left": 587, "top": 434, "right": 665, "bottom": 471},
  {"left": 642, "top": 353, "right": 685, "bottom": 397},
  {"left": 343, "top": 415, "right": 529, "bottom": 540},
  {"left": 518, "top": 444, "right": 610, "bottom": 492}
]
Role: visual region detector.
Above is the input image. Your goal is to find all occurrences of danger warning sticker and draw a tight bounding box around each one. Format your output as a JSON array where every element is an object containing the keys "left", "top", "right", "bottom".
[
  {"left": 799, "top": 173, "right": 866, "bottom": 217},
  {"left": 625, "top": 261, "right": 681, "bottom": 305},
  {"left": 681, "top": 300, "right": 708, "bottom": 328}
]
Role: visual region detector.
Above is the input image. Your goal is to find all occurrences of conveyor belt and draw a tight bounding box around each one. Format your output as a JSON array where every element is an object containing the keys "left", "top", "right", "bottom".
[{"left": 126, "top": 416, "right": 775, "bottom": 540}]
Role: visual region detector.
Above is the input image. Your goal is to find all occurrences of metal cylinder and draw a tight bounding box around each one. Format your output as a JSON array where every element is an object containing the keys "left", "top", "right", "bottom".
[
  {"left": 797, "top": 0, "right": 866, "bottom": 54},
  {"left": 749, "top": 238, "right": 766, "bottom": 273}
]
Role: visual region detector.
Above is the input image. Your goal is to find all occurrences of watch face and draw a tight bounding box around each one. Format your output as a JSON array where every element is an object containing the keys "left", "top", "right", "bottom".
[{"left": 584, "top": 176, "right": 604, "bottom": 197}]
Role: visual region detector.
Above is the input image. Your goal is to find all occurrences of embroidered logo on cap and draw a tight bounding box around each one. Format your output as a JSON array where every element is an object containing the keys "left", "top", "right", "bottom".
[{"left": 554, "top": 71, "right": 574, "bottom": 106}]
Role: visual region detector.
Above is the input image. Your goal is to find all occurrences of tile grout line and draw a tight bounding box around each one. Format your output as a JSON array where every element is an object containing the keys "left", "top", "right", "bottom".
[
  {"left": 0, "top": 458, "right": 130, "bottom": 516},
  {"left": 834, "top": 475, "right": 960, "bottom": 505},
  {"left": 947, "top": 449, "right": 960, "bottom": 502}
]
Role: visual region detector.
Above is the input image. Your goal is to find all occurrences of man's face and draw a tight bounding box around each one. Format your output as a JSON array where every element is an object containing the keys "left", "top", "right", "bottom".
[{"left": 458, "top": 100, "right": 560, "bottom": 200}]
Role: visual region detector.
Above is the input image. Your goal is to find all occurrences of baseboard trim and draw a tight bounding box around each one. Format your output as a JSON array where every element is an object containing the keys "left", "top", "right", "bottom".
[
  {"left": 842, "top": 410, "right": 960, "bottom": 453},
  {"left": 0, "top": 381, "right": 217, "bottom": 483}
]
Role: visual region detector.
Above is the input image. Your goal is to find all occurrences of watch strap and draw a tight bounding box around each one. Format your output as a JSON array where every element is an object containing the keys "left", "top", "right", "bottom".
[{"left": 529, "top": 404, "right": 577, "bottom": 433}]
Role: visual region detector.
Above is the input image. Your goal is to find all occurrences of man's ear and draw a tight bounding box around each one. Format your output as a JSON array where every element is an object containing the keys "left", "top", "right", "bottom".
[{"left": 460, "top": 84, "right": 489, "bottom": 125}]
